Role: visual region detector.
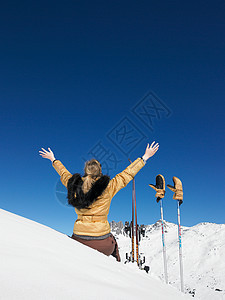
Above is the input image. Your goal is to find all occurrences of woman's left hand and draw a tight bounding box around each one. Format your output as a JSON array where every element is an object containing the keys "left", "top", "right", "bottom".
[{"left": 39, "top": 147, "right": 56, "bottom": 162}]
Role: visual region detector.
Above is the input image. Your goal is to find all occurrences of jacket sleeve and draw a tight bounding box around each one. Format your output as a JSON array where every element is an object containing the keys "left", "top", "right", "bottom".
[
  {"left": 52, "top": 160, "right": 73, "bottom": 187},
  {"left": 108, "top": 157, "right": 145, "bottom": 199}
]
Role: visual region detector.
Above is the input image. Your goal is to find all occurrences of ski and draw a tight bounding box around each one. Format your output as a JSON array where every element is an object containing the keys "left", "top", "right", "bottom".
[
  {"left": 133, "top": 176, "right": 139, "bottom": 265},
  {"left": 128, "top": 158, "right": 135, "bottom": 263},
  {"left": 124, "top": 158, "right": 150, "bottom": 273}
]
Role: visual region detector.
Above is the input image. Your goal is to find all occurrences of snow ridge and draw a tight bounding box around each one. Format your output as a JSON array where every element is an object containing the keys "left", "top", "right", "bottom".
[
  {"left": 110, "top": 220, "right": 225, "bottom": 300},
  {"left": 0, "top": 209, "right": 190, "bottom": 300}
]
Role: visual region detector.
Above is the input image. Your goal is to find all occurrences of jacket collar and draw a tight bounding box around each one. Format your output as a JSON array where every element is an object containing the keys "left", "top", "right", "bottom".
[{"left": 67, "top": 173, "right": 110, "bottom": 209}]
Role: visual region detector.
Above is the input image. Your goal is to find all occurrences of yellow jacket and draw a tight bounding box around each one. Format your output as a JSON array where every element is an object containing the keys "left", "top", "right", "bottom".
[{"left": 52, "top": 157, "right": 145, "bottom": 236}]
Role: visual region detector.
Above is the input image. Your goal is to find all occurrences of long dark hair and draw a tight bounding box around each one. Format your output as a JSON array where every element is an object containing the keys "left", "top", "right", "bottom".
[{"left": 67, "top": 159, "right": 110, "bottom": 209}]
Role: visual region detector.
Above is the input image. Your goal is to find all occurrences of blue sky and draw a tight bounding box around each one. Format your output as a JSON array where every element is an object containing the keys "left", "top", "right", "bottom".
[{"left": 0, "top": 0, "right": 224, "bottom": 235}]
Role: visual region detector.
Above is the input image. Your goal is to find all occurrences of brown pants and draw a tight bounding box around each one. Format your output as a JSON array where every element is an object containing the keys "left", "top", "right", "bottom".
[{"left": 70, "top": 233, "right": 121, "bottom": 262}]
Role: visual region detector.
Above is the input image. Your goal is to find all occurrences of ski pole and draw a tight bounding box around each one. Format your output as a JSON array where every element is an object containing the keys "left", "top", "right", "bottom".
[
  {"left": 149, "top": 174, "right": 167, "bottom": 283},
  {"left": 167, "top": 176, "right": 184, "bottom": 292},
  {"left": 159, "top": 199, "right": 168, "bottom": 284},
  {"left": 177, "top": 200, "right": 184, "bottom": 292}
]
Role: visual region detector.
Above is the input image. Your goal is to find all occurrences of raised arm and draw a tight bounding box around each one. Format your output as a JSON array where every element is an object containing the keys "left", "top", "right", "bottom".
[
  {"left": 108, "top": 141, "right": 159, "bottom": 198},
  {"left": 52, "top": 160, "right": 72, "bottom": 187},
  {"left": 39, "top": 147, "right": 72, "bottom": 187}
]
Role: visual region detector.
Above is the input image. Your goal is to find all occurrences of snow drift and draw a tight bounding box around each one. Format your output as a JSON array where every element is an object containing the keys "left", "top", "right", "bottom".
[
  {"left": 115, "top": 220, "right": 225, "bottom": 300},
  {"left": 0, "top": 209, "right": 190, "bottom": 300}
]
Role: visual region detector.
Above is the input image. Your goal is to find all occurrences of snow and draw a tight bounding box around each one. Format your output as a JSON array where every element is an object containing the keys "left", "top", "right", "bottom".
[
  {"left": 0, "top": 209, "right": 190, "bottom": 300},
  {"left": 116, "top": 220, "right": 225, "bottom": 300}
]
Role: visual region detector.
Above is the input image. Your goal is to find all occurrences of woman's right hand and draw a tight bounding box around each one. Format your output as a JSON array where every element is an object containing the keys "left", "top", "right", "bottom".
[{"left": 142, "top": 141, "right": 159, "bottom": 161}]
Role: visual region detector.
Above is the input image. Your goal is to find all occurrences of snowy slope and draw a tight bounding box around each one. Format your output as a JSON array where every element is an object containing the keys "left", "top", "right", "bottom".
[
  {"left": 0, "top": 209, "right": 190, "bottom": 300},
  {"left": 115, "top": 220, "right": 225, "bottom": 300}
]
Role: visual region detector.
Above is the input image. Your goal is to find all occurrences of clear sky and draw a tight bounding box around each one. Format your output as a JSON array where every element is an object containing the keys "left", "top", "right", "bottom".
[{"left": 1, "top": 0, "right": 224, "bottom": 236}]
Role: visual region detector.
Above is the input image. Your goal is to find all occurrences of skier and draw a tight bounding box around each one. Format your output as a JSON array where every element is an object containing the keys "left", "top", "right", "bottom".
[{"left": 39, "top": 141, "right": 159, "bottom": 262}]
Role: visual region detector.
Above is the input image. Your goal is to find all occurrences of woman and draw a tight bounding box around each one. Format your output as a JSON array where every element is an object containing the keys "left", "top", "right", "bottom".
[{"left": 39, "top": 141, "right": 159, "bottom": 262}]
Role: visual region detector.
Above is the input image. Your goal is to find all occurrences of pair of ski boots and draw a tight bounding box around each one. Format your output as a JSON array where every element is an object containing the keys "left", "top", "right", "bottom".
[
  {"left": 149, "top": 175, "right": 183, "bottom": 204},
  {"left": 125, "top": 252, "right": 150, "bottom": 273}
]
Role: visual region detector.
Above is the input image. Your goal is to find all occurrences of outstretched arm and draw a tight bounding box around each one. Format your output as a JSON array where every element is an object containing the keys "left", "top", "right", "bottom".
[
  {"left": 108, "top": 141, "right": 159, "bottom": 198},
  {"left": 39, "top": 147, "right": 72, "bottom": 187}
]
